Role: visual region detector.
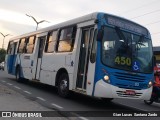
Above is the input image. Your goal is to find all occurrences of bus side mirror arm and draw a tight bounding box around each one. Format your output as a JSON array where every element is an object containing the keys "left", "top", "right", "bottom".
[{"left": 97, "top": 28, "right": 104, "bottom": 41}]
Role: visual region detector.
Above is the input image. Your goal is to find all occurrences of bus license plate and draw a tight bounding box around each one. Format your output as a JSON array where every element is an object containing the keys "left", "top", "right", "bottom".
[{"left": 125, "top": 90, "right": 136, "bottom": 95}]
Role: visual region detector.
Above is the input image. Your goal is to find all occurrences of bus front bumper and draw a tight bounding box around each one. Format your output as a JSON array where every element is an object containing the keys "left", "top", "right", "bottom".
[{"left": 94, "top": 79, "right": 152, "bottom": 100}]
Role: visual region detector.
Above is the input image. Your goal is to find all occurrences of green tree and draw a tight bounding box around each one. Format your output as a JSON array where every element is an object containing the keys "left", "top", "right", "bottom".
[{"left": 0, "top": 48, "right": 6, "bottom": 63}]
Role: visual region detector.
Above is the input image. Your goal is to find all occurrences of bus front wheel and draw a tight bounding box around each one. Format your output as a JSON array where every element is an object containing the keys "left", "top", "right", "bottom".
[
  {"left": 144, "top": 100, "right": 154, "bottom": 105},
  {"left": 101, "top": 98, "right": 114, "bottom": 103},
  {"left": 58, "top": 73, "right": 70, "bottom": 98}
]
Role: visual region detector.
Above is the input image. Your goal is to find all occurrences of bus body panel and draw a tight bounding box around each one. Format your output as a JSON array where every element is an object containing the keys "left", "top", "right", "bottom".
[
  {"left": 19, "top": 54, "right": 34, "bottom": 79},
  {"left": 94, "top": 79, "right": 152, "bottom": 100},
  {"left": 86, "top": 58, "right": 96, "bottom": 95},
  {"left": 39, "top": 53, "right": 75, "bottom": 86}
]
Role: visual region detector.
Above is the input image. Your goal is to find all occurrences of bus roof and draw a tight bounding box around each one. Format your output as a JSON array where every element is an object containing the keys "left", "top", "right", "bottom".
[
  {"left": 9, "top": 12, "right": 98, "bottom": 41},
  {"left": 9, "top": 12, "right": 149, "bottom": 41}
]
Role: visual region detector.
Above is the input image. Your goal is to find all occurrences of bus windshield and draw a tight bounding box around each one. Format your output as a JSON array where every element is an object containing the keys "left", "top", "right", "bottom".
[{"left": 102, "top": 26, "right": 153, "bottom": 73}]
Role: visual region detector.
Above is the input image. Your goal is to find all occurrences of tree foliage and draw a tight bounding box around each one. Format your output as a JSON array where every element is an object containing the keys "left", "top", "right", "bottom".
[{"left": 0, "top": 48, "right": 6, "bottom": 63}]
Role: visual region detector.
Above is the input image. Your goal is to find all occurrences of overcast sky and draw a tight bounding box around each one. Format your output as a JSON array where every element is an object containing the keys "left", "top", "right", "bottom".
[{"left": 0, "top": 0, "right": 160, "bottom": 48}]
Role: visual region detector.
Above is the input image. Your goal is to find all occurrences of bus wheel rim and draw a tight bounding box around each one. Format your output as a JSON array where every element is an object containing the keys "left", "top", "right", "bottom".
[{"left": 60, "top": 79, "right": 68, "bottom": 93}]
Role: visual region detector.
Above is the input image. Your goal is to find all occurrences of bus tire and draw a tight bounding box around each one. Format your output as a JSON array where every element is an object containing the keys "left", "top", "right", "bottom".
[
  {"left": 102, "top": 98, "right": 114, "bottom": 103},
  {"left": 58, "top": 73, "right": 70, "bottom": 98},
  {"left": 16, "top": 67, "right": 22, "bottom": 82},
  {"left": 144, "top": 100, "right": 154, "bottom": 105}
]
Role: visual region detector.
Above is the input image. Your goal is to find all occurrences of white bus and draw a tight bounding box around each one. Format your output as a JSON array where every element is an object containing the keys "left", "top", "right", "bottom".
[{"left": 5, "top": 12, "right": 154, "bottom": 100}]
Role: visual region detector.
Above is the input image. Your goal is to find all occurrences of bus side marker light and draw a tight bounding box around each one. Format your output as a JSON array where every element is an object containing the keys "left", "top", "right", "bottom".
[{"left": 148, "top": 81, "right": 152, "bottom": 88}]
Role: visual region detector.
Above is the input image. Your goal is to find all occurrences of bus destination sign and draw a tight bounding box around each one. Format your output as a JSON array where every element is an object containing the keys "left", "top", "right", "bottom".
[{"left": 106, "top": 15, "right": 148, "bottom": 36}]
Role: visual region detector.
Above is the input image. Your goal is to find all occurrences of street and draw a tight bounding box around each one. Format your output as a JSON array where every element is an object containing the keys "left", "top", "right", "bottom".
[{"left": 0, "top": 70, "right": 160, "bottom": 120}]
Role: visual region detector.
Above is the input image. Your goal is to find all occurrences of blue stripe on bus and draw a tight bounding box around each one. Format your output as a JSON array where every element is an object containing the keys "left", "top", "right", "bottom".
[
  {"left": 11, "top": 55, "right": 17, "bottom": 75},
  {"left": 7, "top": 54, "right": 17, "bottom": 75},
  {"left": 7, "top": 54, "right": 24, "bottom": 78},
  {"left": 92, "top": 13, "right": 104, "bottom": 96}
]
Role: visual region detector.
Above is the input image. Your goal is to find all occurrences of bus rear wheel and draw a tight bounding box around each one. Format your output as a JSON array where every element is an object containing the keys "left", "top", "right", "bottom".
[
  {"left": 16, "top": 67, "right": 22, "bottom": 82},
  {"left": 58, "top": 73, "right": 70, "bottom": 98}
]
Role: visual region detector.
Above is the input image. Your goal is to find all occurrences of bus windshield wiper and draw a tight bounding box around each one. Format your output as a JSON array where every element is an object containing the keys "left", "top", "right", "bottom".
[
  {"left": 115, "top": 27, "right": 129, "bottom": 49},
  {"left": 115, "top": 27, "right": 126, "bottom": 42},
  {"left": 137, "top": 35, "right": 145, "bottom": 46}
]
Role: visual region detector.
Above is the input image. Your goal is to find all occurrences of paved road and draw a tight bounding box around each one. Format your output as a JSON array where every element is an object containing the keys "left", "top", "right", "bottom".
[
  {"left": 0, "top": 70, "right": 160, "bottom": 120},
  {"left": 0, "top": 75, "right": 68, "bottom": 120}
]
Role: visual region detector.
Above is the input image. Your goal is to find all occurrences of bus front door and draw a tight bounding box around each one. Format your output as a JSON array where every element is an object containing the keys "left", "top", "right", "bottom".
[
  {"left": 6, "top": 42, "right": 17, "bottom": 74},
  {"left": 76, "top": 27, "right": 94, "bottom": 90},
  {"left": 35, "top": 36, "right": 46, "bottom": 80}
]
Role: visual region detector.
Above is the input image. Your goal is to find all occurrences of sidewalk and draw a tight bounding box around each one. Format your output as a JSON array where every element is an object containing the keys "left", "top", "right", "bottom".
[
  {"left": 0, "top": 83, "right": 50, "bottom": 111},
  {"left": 0, "top": 83, "right": 67, "bottom": 120}
]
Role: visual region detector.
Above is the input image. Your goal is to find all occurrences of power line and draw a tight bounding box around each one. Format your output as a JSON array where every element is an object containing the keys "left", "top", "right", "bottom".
[
  {"left": 151, "top": 32, "right": 160, "bottom": 35},
  {"left": 120, "top": 0, "right": 159, "bottom": 15},
  {"left": 145, "top": 20, "right": 160, "bottom": 26},
  {"left": 130, "top": 9, "right": 160, "bottom": 19},
  {"left": 117, "top": 1, "right": 160, "bottom": 37},
  {"left": 117, "top": 0, "right": 160, "bottom": 21}
]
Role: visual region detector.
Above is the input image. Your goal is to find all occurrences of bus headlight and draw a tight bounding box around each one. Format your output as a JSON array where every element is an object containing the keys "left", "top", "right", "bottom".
[
  {"left": 104, "top": 75, "right": 110, "bottom": 83},
  {"left": 148, "top": 81, "right": 152, "bottom": 88}
]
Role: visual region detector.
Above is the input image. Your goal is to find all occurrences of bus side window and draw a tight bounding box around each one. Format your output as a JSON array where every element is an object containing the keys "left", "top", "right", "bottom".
[
  {"left": 26, "top": 36, "right": 36, "bottom": 54},
  {"left": 18, "top": 38, "right": 26, "bottom": 53},
  {"left": 7, "top": 42, "right": 17, "bottom": 55},
  {"left": 90, "top": 29, "right": 97, "bottom": 63},
  {"left": 57, "top": 26, "right": 76, "bottom": 52},
  {"left": 45, "top": 30, "right": 57, "bottom": 53}
]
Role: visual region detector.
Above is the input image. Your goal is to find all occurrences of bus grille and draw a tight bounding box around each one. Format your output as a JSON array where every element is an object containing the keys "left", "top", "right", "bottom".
[
  {"left": 114, "top": 72, "right": 146, "bottom": 82},
  {"left": 116, "top": 91, "right": 142, "bottom": 98},
  {"left": 116, "top": 83, "right": 140, "bottom": 90}
]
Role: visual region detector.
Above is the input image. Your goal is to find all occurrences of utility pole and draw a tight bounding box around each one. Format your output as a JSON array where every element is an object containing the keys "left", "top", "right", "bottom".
[
  {"left": 26, "top": 14, "right": 50, "bottom": 30},
  {"left": 0, "top": 32, "right": 12, "bottom": 49}
]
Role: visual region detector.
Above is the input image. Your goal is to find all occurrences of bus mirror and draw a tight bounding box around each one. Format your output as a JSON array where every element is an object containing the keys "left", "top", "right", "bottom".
[{"left": 97, "top": 29, "right": 104, "bottom": 41}]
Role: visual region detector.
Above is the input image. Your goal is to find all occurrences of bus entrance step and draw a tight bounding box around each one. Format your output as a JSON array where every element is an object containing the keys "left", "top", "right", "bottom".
[{"left": 73, "top": 88, "right": 86, "bottom": 94}]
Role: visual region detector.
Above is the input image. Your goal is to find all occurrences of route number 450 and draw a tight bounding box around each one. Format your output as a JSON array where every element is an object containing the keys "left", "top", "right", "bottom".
[{"left": 115, "top": 56, "right": 131, "bottom": 66}]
